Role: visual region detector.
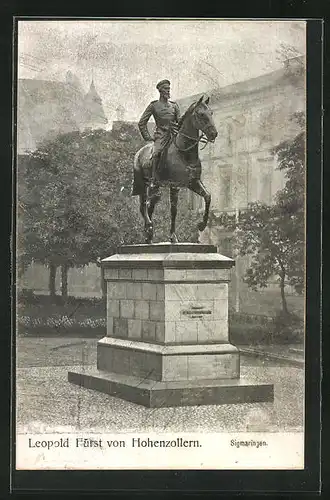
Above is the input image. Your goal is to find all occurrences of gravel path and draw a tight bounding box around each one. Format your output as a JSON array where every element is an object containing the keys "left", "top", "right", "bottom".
[{"left": 16, "top": 337, "right": 304, "bottom": 434}]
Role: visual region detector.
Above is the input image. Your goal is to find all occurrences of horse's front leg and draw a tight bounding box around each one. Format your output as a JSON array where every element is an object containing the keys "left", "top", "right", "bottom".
[
  {"left": 170, "top": 186, "right": 180, "bottom": 243},
  {"left": 188, "top": 179, "right": 211, "bottom": 233}
]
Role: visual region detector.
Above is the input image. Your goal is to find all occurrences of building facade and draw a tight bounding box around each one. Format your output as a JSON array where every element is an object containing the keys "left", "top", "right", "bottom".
[
  {"left": 17, "top": 71, "right": 108, "bottom": 154},
  {"left": 177, "top": 56, "right": 305, "bottom": 313}
]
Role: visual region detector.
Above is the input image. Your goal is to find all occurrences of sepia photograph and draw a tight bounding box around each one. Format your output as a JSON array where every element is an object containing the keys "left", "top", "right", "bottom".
[{"left": 15, "top": 18, "right": 307, "bottom": 470}]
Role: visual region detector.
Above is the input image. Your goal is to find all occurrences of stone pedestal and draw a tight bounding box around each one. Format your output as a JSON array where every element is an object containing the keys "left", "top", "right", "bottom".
[{"left": 68, "top": 244, "right": 273, "bottom": 407}]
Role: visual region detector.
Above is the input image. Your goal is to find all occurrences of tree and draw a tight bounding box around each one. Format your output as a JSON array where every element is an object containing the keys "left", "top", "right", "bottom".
[
  {"left": 20, "top": 126, "right": 142, "bottom": 297},
  {"left": 272, "top": 112, "right": 305, "bottom": 298},
  {"left": 232, "top": 203, "right": 303, "bottom": 316},
  {"left": 17, "top": 155, "right": 33, "bottom": 281},
  {"left": 275, "top": 42, "right": 303, "bottom": 64},
  {"left": 19, "top": 124, "right": 200, "bottom": 299},
  {"left": 213, "top": 113, "right": 305, "bottom": 316}
]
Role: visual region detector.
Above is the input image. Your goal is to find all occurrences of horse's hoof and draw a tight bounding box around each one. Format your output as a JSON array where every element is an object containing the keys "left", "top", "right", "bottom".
[
  {"left": 170, "top": 233, "right": 179, "bottom": 244},
  {"left": 144, "top": 224, "right": 153, "bottom": 244},
  {"left": 145, "top": 234, "right": 153, "bottom": 244},
  {"left": 198, "top": 221, "right": 206, "bottom": 232}
]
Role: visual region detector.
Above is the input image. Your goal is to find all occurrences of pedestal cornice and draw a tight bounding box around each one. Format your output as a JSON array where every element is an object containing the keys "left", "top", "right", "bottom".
[{"left": 101, "top": 243, "right": 235, "bottom": 270}]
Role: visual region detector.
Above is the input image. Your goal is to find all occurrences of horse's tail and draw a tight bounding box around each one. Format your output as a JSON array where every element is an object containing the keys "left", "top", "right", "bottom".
[{"left": 131, "top": 149, "right": 144, "bottom": 196}]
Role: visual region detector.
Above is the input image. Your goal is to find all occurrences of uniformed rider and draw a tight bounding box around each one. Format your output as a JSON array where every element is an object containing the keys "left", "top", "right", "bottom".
[{"left": 138, "top": 80, "right": 181, "bottom": 187}]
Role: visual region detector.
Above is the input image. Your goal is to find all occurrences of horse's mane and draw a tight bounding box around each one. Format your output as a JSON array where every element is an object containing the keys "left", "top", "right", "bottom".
[{"left": 177, "top": 100, "right": 199, "bottom": 130}]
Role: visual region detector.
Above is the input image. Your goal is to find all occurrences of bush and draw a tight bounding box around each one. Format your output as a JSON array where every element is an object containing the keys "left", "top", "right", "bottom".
[
  {"left": 17, "top": 294, "right": 106, "bottom": 337},
  {"left": 17, "top": 288, "right": 39, "bottom": 304},
  {"left": 271, "top": 310, "right": 304, "bottom": 343},
  {"left": 17, "top": 291, "right": 105, "bottom": 307},
  {"left": 229, "top": 310, "right": 304, "bottom": 345},
  {"left": 229, "top": 324, "right": 273, "bottom": 345}
]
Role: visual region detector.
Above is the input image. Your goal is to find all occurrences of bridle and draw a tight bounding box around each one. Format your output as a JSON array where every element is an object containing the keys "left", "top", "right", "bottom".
[
  {"left": 171, "top": 129, "right": 210, "bottom": 152},
  {"left": 170, "top": 111, "right": 216, "bottom": 153}
]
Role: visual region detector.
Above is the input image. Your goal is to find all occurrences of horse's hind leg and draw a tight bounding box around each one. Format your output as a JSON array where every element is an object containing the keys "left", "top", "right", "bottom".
[
  {"left": 139, "top": 194, "right": 145, "bottom": 219},
  {"left": 140, "top": 189, "right": 153, "bottom": 244},
  {"left": 170, "top": 186, "right": 180, "bottom": 243},
  {"left": 148, "top": 183, "right": 161, "bottom": 219},
  {"left": 140, "top": 183, "right": 161, "bottom": 244},
  {"left": 188, "top": 179, "right": 211, "bottom": 233}
]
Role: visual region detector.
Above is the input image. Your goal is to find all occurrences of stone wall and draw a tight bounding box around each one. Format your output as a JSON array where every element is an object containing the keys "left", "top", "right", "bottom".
[{"left": 20, "top": 262, "right": 103, "bottom": 298}]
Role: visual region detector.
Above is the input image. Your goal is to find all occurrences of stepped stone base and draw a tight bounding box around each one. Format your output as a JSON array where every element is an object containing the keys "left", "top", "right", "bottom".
[
  {"left": 68, "top": 368, "right": 274, "bottom": 408},
  {"left": 68, "top": 243, "right": 274, "bottom": 407},
  {"left": 96, "top": 338, "right": 241, "bottom": 381}
]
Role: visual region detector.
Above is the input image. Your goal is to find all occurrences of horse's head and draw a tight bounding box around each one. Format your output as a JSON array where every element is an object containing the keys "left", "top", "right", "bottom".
[{"left": 190, "top": 95, "right": 218, "bottom": 142}]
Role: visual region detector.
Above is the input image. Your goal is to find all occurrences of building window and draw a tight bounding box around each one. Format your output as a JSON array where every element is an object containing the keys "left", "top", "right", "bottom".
[
  {"left": 235, "top": 161, "right": 249, "bottom": 209},
  {"left": 219, "top": 237, "right": 233, "bottom": 257},
  {"left": 219, "top": 168, "right": 231, "bottom": 210},
  {"left": 260, "top": 171, "right": 272, "bottom": 204},
  {"left": 257, "top": 158, "right": 273, "bottom": 204}
]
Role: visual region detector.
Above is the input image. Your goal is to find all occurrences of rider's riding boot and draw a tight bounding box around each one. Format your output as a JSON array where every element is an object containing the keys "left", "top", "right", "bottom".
[{"left": 150, "top": 155, "right": 159, "bottom": 189}]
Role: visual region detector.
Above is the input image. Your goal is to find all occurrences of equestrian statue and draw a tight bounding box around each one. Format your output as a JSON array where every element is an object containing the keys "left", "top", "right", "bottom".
[{"left": 132, "top": 79, "right": 218, "bottom": 244}]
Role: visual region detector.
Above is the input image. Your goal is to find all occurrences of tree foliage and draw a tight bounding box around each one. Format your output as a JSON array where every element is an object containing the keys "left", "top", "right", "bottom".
[
  {"left": 18, "top": 124, "right": 200, "bottom": 295},
  {"left": 212, "top": 112, "right": 305, "bottom": 314},
  {"left": 19, "top": 127, "right": 142, "bottom": 269}
]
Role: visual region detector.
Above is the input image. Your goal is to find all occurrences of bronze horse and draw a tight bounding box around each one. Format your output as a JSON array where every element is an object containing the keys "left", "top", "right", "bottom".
[{"left": 132, "top": 95, "right": 218, "bottom": 243}]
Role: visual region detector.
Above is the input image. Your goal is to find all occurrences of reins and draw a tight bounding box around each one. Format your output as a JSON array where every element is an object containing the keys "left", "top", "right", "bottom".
[{"left": 170, "top": 120, "right": 213, "bottom": 153}]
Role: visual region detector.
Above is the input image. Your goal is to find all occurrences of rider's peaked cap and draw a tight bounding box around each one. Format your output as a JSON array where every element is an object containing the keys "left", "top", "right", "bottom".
[{"left": 156, "top": 79, "right": 170, "bottom": 90}]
